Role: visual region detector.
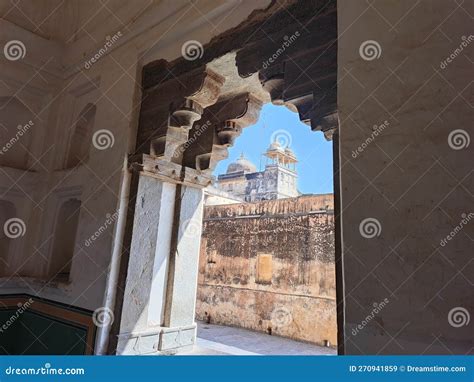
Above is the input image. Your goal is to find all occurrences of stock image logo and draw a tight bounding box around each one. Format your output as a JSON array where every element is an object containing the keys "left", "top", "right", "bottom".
[
  {"left": 270, "top": 129, "right": 292, "bottom": 149},
  {"left": 352, "top": 298, "right": 390, "bottom": 336},
  {"left": 92, "top": 129, "right": 115, "bottom": 150},
  {"left": 93, "top": 307, "right": 114, "bottom": 328},
  {"left": 440, "top": 212, "right": 473, "bottom": 247},
  {"left": 175, "top": 120, "right": 211, "bottom": 158},
  {"left": 0, "top": 120, "right": 34, "bottom": 156},
  {"left": 3, "top": 218, "right": 26, "bottom": 239},
  {"left": 3, "top": 40, "right": 26, "bottom": 61},
  {"left": 180, "top": 218, "right": 202, "bottom": 238},
  {"left": 85, "top": 211, "right": 120, "bottom": 247},
  {"left": 84, "top": 31, "right": 122, "bottom": 69},
  {"left": 448, "top": 129, "right": 470, "bottom": 150},
  {"left": 262, "top": 31, "right": 300, "bottom": 69},
  {"left": 181, "top": 40, "right": 204, "bottom": 61},
  {"left": 0, "top": 298, "right": 33, "bottom": 334},
  {"left": 359, "top": 40, "right": 381, "bottom": 61},
  {"left": 351, "top": 120, "right": 390, "bottom": 158},
  {"left": 440, "top": 35, "right": 474, "bottom": 70},
  {"left": 448, "top": 307, "right": 470, "bottom": 328},
  {"left": 359, "top": 217, "right": 382, "bottom": 239},
  {"left": 271, "top": 306, "right": 293, "bottom": 327}
]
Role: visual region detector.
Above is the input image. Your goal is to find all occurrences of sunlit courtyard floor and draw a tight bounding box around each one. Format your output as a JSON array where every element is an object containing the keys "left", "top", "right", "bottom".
[{"left": 178, "top": 321, "right": 337, "bottom": 356}]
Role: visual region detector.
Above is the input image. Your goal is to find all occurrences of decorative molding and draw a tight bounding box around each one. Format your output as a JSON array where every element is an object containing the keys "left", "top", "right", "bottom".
[
  {"left": 140, "top": 154, "right": 212, "bottom": 189},
  {"left": 137, "top": 67, "right": 224, "bottom": 164},
  {"left": 235, "top": 0, "right": 337, "bottom": 140},
  {"left": 182, "top": 93, "right": 263, "bottom": 175}
]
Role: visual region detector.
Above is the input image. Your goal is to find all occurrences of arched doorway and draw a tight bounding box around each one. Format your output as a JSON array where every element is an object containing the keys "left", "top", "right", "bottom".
[
  {"left": 195, "top": 102, "right": 337, "bottom": 353},
  {"left": 105, "top": 0, "right": 340, "bottom": 355},
  {"left": 0, "top": 97, "right": 34, "bottom": 170},
  {"left": 65, "top": 103, "right": 97, "bottom": 168}
]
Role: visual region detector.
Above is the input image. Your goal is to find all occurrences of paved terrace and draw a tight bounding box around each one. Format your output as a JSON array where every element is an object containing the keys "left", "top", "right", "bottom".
[{"left": 179, "top": 321, "right": 337, "bottom": 356}]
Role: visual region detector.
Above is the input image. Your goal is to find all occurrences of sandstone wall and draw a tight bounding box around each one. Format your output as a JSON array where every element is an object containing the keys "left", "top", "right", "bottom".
[{"left": 196, "top": 194, "right": 337, "bottom": 346}]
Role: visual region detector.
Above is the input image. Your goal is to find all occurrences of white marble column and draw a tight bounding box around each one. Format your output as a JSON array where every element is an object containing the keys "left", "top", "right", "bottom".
[
  {"left": 116, "top": 171, "right": 205, "bottom": 355},
  {"left": 160, "top": 185, "right": 204, "bottom": 351}
]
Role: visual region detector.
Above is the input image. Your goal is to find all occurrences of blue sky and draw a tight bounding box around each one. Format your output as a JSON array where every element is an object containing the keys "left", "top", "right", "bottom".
[{"left": 213, "top": 104, "right": 333, "bottom": 195}]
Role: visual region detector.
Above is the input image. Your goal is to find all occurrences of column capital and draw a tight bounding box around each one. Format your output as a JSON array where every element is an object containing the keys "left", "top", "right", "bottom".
[
  {"left": 130, "top": 154, "right": 212, "bottom": 188},
  {"left": 136, "top": 67, "right": 225, "bottom": 161}
]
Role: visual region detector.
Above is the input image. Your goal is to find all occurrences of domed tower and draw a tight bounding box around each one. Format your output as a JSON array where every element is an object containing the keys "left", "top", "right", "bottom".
[
  {"left": 262, "top": 141, "right": 299, "bottom": 199},
  {"left": 265, "top": 141, "right": 298, "bottom": 171},
  {"left": 212, "top": 145, "right": 299, "bottom": 203},
  {"left": 226, "top": 153, "right": 257, "bottom": 174},
  {"left": 214, "top": 153, "right": 258, "bottom": 201}
]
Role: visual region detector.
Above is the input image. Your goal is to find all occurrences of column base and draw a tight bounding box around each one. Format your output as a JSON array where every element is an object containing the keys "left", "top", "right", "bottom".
[{"left": 116, "top": 323, "right": 196, "bottom": 355}]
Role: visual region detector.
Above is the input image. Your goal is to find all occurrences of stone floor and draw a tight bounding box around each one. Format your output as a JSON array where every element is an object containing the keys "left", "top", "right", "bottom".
[{"left": 179, "top": 321, "right": 336, "bottom": 355}]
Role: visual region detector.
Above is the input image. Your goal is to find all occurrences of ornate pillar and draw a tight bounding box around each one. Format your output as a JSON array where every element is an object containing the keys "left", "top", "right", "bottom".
[
  {"left": 115, "top": 0, "right": 338, "bottom": 354},
  {"left": 116, "top": 68, "right": 224, "bottom": 355}
]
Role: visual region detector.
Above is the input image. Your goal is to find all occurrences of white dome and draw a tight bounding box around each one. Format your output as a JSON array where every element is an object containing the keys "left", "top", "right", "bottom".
[
  {"left": 226, "top": 153, "right": 257, "bottom": 174},
  {"left": 268, "top": 141, "right": 284, "bottom": 152}
]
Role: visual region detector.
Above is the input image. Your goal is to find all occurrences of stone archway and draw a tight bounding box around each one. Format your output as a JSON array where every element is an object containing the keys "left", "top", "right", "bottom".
[{"left": 109, "top": 0, "right": 341, "bottom": 355}]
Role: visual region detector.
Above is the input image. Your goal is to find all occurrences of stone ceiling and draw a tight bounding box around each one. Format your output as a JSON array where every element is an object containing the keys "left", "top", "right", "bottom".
[{"left": 0, "top": 0, "right": 156, "bottom": 43}]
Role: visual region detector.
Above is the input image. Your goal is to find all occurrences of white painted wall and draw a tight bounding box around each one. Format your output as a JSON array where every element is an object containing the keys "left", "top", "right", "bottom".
[{"left": 0, "top": 1, "right": 271, "bottom": 311}]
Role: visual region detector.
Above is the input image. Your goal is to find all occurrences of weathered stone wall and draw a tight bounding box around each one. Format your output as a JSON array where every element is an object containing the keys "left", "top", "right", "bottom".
[
  {"left": 216, "top": 163, "right": 298, "bottom": 202},
  {"left": 196, "top": 194, "right": 337, "bottom": 346}
]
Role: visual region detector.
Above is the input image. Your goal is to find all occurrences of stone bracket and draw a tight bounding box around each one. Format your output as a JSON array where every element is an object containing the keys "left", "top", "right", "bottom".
[
  {"left": 181, "top": 93, "right": 263, "bottom": 174},
  {"left": 136, "top": 67, "right": 225, "bottom": 160},
  {"left": 233, "top": 1, "right": 338, "bottom": 140}
]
